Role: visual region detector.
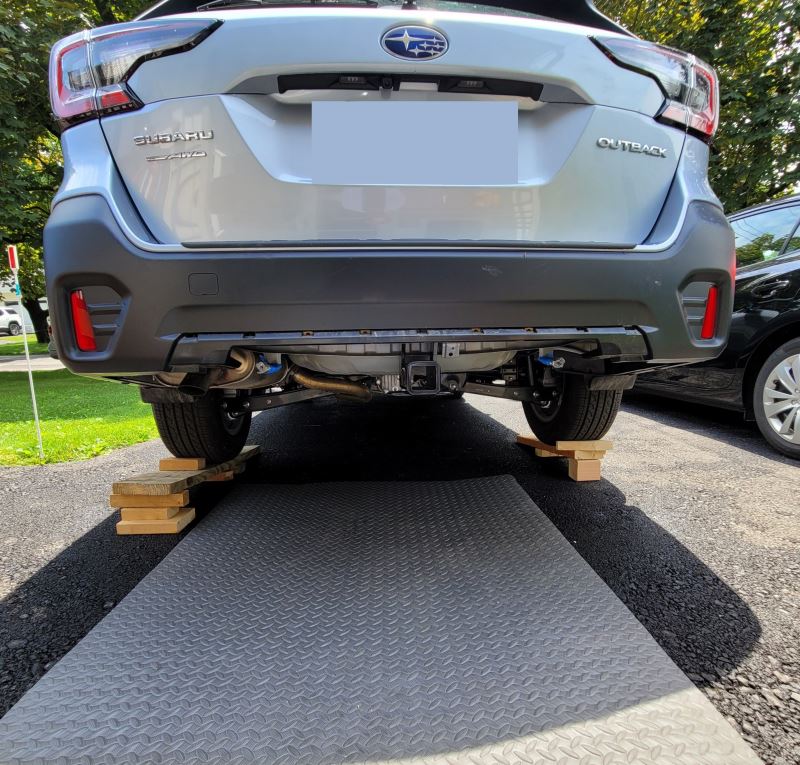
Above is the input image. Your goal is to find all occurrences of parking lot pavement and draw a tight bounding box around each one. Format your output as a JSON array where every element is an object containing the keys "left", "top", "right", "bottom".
[{"left": 0, "top": 394, "right": 797, "bottom": 762}]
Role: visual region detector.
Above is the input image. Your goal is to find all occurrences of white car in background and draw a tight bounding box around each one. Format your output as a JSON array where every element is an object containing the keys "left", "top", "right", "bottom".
[{"left": 0, "top": 308, "right": 23, "bottom": 337}]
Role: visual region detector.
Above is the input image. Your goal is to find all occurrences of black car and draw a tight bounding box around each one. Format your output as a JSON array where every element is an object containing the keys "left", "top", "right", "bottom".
[{"left": 636, "top": 195, "right": 800, "bottom": 459}]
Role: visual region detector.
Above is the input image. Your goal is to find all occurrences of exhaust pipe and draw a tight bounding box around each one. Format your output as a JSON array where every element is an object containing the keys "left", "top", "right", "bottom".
[
  {"left": 157, "top": 350, "right": 288, "bottom": 397},
  {"left": 157, "top": 354, "right": 371, "bottom": 401},
  {"left": 177, "top": 373, "right": 213, "bottom": 398},
  {"left": 290, "top": 366, "right": 372, "bottom": 401}
]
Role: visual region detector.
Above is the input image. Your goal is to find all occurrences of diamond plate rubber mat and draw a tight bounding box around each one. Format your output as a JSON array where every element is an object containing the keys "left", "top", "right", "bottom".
[{"left": 0, "top": 477, "right": 760, "bottom": 765}]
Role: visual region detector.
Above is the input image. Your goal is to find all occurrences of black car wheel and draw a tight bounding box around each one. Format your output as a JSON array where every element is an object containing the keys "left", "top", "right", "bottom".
[
  {"left": 8, "top": 322, "right": 21, "bottom": 336},
  {"left": 151, "top": 391, "right": 252, "bottom": 463},
  {"left": 753, "top": 338, "right": 800, "bottom": 459},
  {"left": 522, "top": 374, "right": 622, "bottom": 444}
]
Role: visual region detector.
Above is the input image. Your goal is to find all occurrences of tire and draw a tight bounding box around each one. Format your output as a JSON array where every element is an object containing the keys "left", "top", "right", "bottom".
[
  {"left": 522, "top": 375, "right": 622, "bottom": 444},
  {"left": 151, "top": 392, "right": 252, "bottom": 463},
  {"left": 752, "top": 338, "right": 800, "bottom": 459},
  {"left": 8, "top": 322, "right": 21, "bottom": 336}
]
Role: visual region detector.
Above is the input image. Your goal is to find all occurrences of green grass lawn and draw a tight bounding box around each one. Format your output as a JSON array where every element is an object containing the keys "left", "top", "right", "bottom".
[
  {"left": 0, "top": 370, "right": 158, "bottom": 465},
  {"left": 0, "top": 334, "right": 50, "bottom": 356}
]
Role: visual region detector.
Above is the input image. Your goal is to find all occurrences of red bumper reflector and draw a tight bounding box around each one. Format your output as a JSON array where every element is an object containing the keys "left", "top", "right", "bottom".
[
  {"left": 700, "top": 285, "right": 719, "bottom": 340},
  {"left": 70, "top": 290, "right": 97, "bottom": 351}
]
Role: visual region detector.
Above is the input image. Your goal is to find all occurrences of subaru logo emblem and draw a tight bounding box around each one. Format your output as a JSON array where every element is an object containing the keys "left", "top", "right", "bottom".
[{"left": 381, "top": 26, "right": 448, "bottom": 60}]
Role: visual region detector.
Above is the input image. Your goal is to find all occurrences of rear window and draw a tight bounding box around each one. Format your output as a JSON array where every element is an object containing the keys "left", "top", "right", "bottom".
[
  {"left": 373, "top": 1, "right": 549, "bottom": 20},
  {"left": 140, "top": 0, "right": 624, "bottom": 31}
]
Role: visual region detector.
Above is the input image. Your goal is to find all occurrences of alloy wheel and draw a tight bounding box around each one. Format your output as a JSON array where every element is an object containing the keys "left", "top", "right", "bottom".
[{"left": 762, "top": 352, "right": 800, "bottom": 444}]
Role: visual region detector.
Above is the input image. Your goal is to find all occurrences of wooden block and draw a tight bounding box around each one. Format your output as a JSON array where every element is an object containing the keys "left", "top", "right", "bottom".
[
  {"left": 120, "top": 506, "right": 181, "bottom": 521},
  {"left": 517, "top": 435, "right": 555, "bottom": 451},
  {"left": 110, "top": 491, "right": 189, "bottom": 508},
  {"left": 568, "top": 459, "right": 602, "bottom": 482},
  {"left": 518, "top": 435, "right": 568, "bottom": 457},
  {"left": 556, "top": 439, "right": 613, "bottom": 452},
  {"left": 518, "top": 435, "right": 610, "bottom": 460},
  {"left": 206, "top": 470, "right": 234, "bottom": 482},
  {"left": 116, "top": 508, "right": 196, "bottom": 535},
  {"left": 159, "top": 457, "right": 206, "bottom": 471},
  {"left": 570, "top": 450, "right": 609, "bottom": 460},
  {"left": 240, "top": 444, "right": 261, "bottom": 460},
  {"left": 112, "top": 469, "right": 207, "bottom": 496},
  {"left": 112, "top": 445, "right": 260, "bottom": 496}
]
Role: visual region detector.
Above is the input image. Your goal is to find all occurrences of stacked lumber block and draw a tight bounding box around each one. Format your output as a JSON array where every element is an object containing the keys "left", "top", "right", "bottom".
[
  {"left": 516, "top": 436, "right": 612, "bottom": 482},
  {"left": 110, "top": 445, "right": 260, "bottom": 535}
]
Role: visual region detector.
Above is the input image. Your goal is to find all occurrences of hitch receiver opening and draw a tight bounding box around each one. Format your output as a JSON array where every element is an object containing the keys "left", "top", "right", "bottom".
[{"left": 403, "top": 361, "right": 441, "bottom": 395}]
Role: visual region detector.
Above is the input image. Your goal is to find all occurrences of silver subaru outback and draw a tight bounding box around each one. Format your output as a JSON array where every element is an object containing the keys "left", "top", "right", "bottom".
[{"left": 46, "top": 0, "right": 734, "bottom": 461}]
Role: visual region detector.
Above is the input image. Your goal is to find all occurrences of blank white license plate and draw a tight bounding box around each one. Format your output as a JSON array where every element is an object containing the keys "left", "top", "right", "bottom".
[{"left": 312, "top": 100, "right": 518, "bottom": 186}]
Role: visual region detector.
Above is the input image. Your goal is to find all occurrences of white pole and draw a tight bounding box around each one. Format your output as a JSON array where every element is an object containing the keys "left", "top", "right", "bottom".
[{"left": 13, "top": 273, "right": 44, "bottom": 462}]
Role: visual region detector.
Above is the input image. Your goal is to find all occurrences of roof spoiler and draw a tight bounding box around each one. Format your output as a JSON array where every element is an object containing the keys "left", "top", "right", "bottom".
[{"left": 137, "top": 0, "right": 629, "bottom": 34}]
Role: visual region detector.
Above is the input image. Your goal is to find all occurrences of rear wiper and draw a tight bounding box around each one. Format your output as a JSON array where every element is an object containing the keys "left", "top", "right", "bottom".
[{"left": 197, "top": 0, "right": 378, "bottom": 10}]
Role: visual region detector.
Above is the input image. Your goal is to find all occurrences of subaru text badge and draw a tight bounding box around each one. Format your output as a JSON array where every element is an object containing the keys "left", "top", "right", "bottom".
[{"left": 381, "top": 26, "right": 448, "bottom": 60}]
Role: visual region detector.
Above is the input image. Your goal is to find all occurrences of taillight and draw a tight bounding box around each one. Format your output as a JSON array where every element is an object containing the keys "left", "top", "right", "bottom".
[
  {"left": 49, "top": 19, "right": 221, "bottom": 129},
  {"left": 592, "top": 36, "right": 719, "bottom": 140}
]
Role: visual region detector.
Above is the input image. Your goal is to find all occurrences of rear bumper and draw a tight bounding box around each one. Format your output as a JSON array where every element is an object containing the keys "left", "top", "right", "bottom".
[{"left": 45, "top": 195, "right": 734, "bottom": 376}]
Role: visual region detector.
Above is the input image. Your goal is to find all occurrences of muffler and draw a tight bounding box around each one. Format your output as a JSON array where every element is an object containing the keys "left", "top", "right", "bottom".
[
  {"left": 213, "top": 350, "right": 287, "bottom": 390},
  {"left": 157, "top": 350, "right": 288, "bottom": 396}
]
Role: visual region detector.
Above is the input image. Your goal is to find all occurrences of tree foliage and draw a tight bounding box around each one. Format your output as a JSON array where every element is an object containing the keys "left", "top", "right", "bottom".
[
  {"left": 0, "top": 1, "right": 149, "bottom": 338},
  {"left": 598, "top": 0, "right": 800, "bottom": 211}
]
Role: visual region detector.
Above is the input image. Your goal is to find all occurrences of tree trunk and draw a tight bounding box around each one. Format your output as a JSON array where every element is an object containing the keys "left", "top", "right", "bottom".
[{"left": 22, "top": 298, "right": 49, "bottom": 344}]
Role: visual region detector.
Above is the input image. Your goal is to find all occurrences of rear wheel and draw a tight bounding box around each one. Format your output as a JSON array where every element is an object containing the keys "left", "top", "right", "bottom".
[
  {"left": 151, "top": 392, "right": 252, "bottom": 463},
  {"left": 752, "top": 339, "right": 800, "bottom": 459},
  {"left": 8, "top": 322, "right": 21, "bottom": 336},
  {"left": 522, "top": 374, "right": 622, "bottom": 444}
]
